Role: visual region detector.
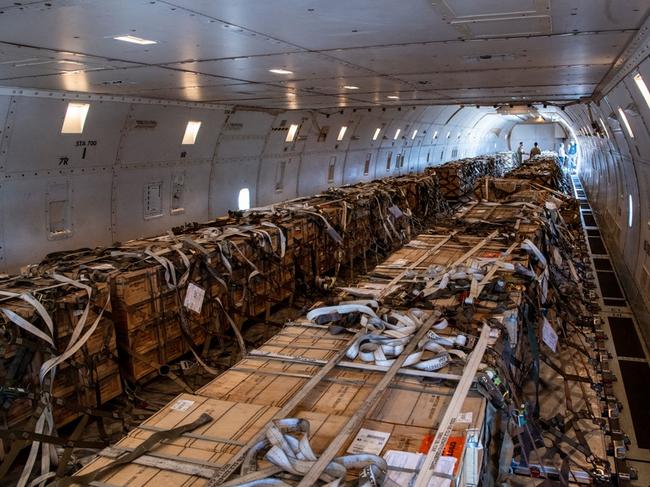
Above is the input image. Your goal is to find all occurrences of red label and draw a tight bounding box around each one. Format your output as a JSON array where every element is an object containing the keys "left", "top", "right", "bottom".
[{"left": 418, "top": 434, "right": 434, "bottom": 453}]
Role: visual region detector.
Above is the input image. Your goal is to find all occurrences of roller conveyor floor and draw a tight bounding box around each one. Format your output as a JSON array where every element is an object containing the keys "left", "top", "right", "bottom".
[{"left": 572, "top": 174, "right": 650, "bottom": 486}]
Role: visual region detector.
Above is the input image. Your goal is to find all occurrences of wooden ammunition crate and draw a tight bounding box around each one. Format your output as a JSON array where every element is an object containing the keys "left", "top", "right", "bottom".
[{"left": 0, "top": 278, "right": 122, "bottom": 429}]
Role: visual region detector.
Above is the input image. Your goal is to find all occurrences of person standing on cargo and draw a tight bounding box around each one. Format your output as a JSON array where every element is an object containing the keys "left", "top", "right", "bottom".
[
  {"left": 530, "top": 142, "right": 541, "bottom": 157},
  {"left": 516, "top": 141, "right": 525, "bottom": 165},
  {"left": 558, "top": 141, "right": 567, "bottom": 168}
]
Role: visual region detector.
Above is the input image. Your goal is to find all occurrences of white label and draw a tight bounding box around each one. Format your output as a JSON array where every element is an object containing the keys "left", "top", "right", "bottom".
[
  {"left": 170, "top": 399, "right": 195, "bottom": 412},
  {"left": 183, "top": 282, "right": 205, "bottom": 313},
  {"left": 384, "top": 450, "right": 456, "bottom": 487},
  {"left": 542, "top": 317, "right": 558, "bottom": 353},
  {"left": 347, "top": 429, "right": 390, "bottom": 455},
  {"left": 456, "top": 411, "right": 473, "bottom": 423}
]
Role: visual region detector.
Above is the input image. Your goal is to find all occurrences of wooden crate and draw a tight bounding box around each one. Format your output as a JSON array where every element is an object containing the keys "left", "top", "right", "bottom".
[{"left": 0, "top": 278, "right": 122, "bottom": 429}]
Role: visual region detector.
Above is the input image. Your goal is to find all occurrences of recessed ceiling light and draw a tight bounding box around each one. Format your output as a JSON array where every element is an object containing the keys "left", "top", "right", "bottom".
[
  {"left": 387, "top": 95, "right": 399, "bottom": 100},
  {"left": 113, "top": 35, "right": 157, "bottom": 45},
  {"left": 344, "top": 85, "right": 359, "bottom": 90},
  {"left": 269, "top": 68, "right": 293, "bottom": 75}
]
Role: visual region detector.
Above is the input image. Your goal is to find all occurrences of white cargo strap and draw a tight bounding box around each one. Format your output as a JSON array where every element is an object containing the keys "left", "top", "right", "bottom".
[
  {"left": 337, "top": 310, "right": 465, "bottom": 372},
  {"left": 5, "top": 273, "right": 110, "bottom": 487},
  {"left": 229, "top": 418, "right": 386, "bottom": 487}
]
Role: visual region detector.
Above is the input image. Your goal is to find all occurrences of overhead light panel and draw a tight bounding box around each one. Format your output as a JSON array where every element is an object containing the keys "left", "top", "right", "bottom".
[
  {"left": 337, "top": 126, "right": 348, "bottom": 141},
  {"left": 61, "top": 102, "right": 90, "bottom": 134},
  {"left": 372, "top": 128, "right": 381, "bottom": 141},
  {"left": 411, "top": 130, "right": 417, "bottom": 140},
  {"left": 181, "top": 120, "right": 202, "bottom": 145},
  {"left": 269, "top": 68, "right": 293, "bottom": 75},
  {"left": 617, "top": 107, "right": 634, "bottom": 138},
  {"left": 447, "top": 132, "right": 451, "bottom": 139},
  {"left": 286, "top": 123, "right": 299, "bottom": 142},
  {"left": 343, "top": 85, "right": 359, "bottom": 90},
  {"left": 432, "top": 131, "right": 438, "bottom": 140},
  {"left": 113, "top": 35, "right": 157, "bottom": 45},
  {"left": 633, "top": 73, "right": 650, "bottom": 110},
  {"left": 393, "top": 128, "right": 401, "bottom": 140},
  {"left": 387, "top": 95, "right": 399, "bottom": 100}
]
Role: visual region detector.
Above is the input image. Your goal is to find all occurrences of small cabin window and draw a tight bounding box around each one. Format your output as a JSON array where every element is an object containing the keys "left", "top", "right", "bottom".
[
  {"left": 238, "top": 188, "right": 251, "bottom": 210},
  {"left": 386, "top": 151, "right": 393, "bottom": 171}
]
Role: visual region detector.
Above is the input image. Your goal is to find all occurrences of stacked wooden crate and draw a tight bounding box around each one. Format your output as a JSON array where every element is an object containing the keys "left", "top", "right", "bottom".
[
  {"left": 26, "top": 172, "right": 444, "bottom": 385},
  {"left": 63, "top": 158, "right": 615, "bottom": 486},
  {"left": 429, "top": 155, "right": 508, "bottom": 198},
  {"left": 0, "top": 276, "right": 122, "bottom": 430},
  {"left": 506, "top": 155, "right": 569, "bottom": 192}
]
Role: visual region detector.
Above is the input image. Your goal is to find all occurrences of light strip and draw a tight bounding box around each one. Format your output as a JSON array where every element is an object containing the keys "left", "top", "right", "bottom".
[
  {"left": 337, "top": 126, "right": 348, "bottom": 141},
  {"left": 617, "top": 107, "right": 634, "bottom": 138},
  {"left": 181, "top": 121, "right": 202, "bottom": 145},
  {"left": 61, "top": 102, "right": 90, "bottom": 134},
  {"left": 114, "top": 35, "right": 157, "bottom": 45},
  {"left": 394, "top": 128, "right": 401, "bottom": 140},
  {"left": 372, "top": 128, "right": 381, "bottom": 141},
  {"left": 628, "top": 194, "right": 634, "bottom": 228},
  {"left": 633, "top": 73, "right": 650, "bottom": 110},
  {"left": 286, "top": 124, "right": 299, "bottom": 142},
  {"left": 411, "top": 129, "right": 417, "bottom": 140},
  {"left": 270, "top": 68, "right": 293, "bottom": 75},
  {"left": 599, "top": 118, "right": 609, "bottom": 138}
]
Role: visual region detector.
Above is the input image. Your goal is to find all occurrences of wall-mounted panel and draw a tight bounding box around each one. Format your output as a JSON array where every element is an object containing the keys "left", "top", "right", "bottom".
[
  {"left": 118, "top": 105, "right": 227, "bottom": 165},
  {"left": 2, "top": 172, "right": 112, "bottom": 268},
  {"left": 4, "top": 97, "right": 128, "bottom": 172},
  {"left": 112, "top": 162, "right": 212, "bottom": 241}
]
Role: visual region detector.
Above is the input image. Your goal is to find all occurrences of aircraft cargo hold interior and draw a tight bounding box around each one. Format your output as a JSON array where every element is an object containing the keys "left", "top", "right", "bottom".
[{"left": 0, "top": 1, "right": 649, "bottom": 486}]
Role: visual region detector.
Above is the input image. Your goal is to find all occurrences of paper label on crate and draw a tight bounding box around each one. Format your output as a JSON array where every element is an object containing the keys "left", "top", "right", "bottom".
[
  {"left": 383, "top": 450, "right": 456, "bottom": 487},
  {"left": 542, "top": 317, "right": 558, "bottom": 352},
  {"left": 170, "top": 399, "right": 195, "bottom": 412},
  {"left": 184, "top": 282, "right": 205, "bottom": 313},
  {"left": 347, "top": 429, "right": 390, "bottom": 455},
  {"left": 456, "top": 411, "right": 473, "bottom": 423}
]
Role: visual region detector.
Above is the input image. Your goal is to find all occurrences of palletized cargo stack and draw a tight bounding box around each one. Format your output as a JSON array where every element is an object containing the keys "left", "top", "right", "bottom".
[
  {"left": 506, "top": 154, "right": 570, "bottom": 193},
  {"left": 0, "top": 275, "right": 122, "bottom": 431},
  {"left": 64, "top": 157, "right": 617, "bottom": 486},
  {"left": 428, "top": 154, "right": 511, "bottom": 199}
]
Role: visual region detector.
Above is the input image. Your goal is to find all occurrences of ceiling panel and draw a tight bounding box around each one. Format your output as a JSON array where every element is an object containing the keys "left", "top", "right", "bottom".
[
  {"left": 165, "top": 0, "right": 461, "bottom": 50},
  {"left": 0, "top": 0, "right": 646, "bottom": 107},
  {"left": 167, "top": 52, "right": 375, "bottom": 84},
  {"left": 0, "top": 44, "right": 136, "bottom": 79},
  {"left": 325, "top": 32, "right": 632, "bottom": 75},
  {"left": 397, "top": 65, "right": 610, "bottom": 90},
  {"left": 0, "top": 66, "right": 234, "bottom": 94},
  {"left": 0, "top": 0, "right": 300, "bottom": 65},
  {"left": 276, "top": 76, "right": 415, "bottom": 96}
]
